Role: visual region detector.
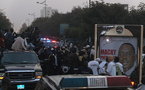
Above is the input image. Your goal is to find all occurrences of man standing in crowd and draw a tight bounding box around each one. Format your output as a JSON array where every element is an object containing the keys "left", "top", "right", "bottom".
[
  {"left": 88, "top": 58, "right": 99, "bottom": 75},
  {"left": 99, "top": 57, "right": 108, "bottom": 75},
  {"left": 11, "top": 35, "right": 27, "bottom": 51},
  {"left": 90, "top": 46, "right": 95, "bottom": 59},
  {"left": 106, "top": 56, "right": 116, "bottom": 76},
  {"left": 114, "top": 57, "right": 124, "bottom": 75},
  {"left": 4, "top": 28, "right": 15, "bottom": 50},
  {"left": 0, "top": 31, "right": 5, "bottom": 50}
]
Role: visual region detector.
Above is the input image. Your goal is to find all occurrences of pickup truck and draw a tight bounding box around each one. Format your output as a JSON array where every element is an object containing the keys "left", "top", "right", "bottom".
[{"left": 0, "top": 51, "right": 42, "bottom": 90}]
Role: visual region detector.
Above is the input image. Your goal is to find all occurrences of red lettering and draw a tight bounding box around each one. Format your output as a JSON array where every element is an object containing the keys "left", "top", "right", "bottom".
[
  {"left": 100, "top": 56, "right": 106, "bottom": 59},
  {"left": 100, "top": 49, "right": 116, "bottom": 55}
]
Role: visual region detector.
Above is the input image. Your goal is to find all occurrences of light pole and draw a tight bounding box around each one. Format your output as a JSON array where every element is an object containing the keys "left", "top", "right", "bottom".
[{"left": 37, "top": 0, "right": 47, "bottom": 18}]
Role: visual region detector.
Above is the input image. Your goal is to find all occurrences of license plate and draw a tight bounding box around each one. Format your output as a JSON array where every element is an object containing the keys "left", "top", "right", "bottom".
[{"left": 17, "top": 85, "right": 25, "bottom": 89}]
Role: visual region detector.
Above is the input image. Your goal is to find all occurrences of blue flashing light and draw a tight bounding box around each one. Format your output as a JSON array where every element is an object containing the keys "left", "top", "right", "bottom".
[
  {"left": 47, "top": 40, "right": 51, "bottom": 43},
  {"left": 60, "top": 78, "right": 88, "bottom": 88}
]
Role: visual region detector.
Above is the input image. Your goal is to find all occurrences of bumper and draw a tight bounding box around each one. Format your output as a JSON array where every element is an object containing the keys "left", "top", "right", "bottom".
[
  {"left": 3, "top": 79, "right": 41, "bottom": 89},
  {"left": 10, "top": 79, "right": 40, "bottom": 84}
]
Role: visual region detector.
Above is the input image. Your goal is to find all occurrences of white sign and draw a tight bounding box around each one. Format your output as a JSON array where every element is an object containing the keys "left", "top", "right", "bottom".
[
  {"left": 99, "top": 36, "right": 138, "bottom": 75},
  {"left": 100, "top": 37, "right": 137, "bottom": 58}
]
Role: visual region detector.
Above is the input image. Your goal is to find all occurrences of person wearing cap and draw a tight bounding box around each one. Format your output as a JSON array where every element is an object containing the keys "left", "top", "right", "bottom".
[{"left": 88, "top": 58, "right": 100, "bottom": 75}]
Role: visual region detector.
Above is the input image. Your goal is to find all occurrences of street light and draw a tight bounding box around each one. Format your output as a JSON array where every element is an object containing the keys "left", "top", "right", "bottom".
[{"left": 37, "top": 0, "right": 47, "bottom": 18}]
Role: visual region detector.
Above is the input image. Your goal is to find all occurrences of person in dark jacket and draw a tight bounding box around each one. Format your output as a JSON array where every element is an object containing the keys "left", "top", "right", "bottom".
[
  {"left": 79, "top": 62, "right": 93, "bottom": 74},
  {"left": 0, "top": 31, "right": 5, "bottom": 49},
  {"left": 68, "top": 48, "right": 80, "bottom": 74},
  {"left": 4, "top": 28, "right": 15, "bottom": 50}
]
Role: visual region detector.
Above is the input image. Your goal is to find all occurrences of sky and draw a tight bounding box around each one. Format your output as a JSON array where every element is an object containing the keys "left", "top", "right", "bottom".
[{"left": 0, "top": 0, "right": 144, "bottom": 32}]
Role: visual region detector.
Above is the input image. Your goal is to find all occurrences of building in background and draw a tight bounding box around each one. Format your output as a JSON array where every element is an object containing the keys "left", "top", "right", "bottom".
[{"left": 40, "top": 7, "right": 54, "bottom": 18}]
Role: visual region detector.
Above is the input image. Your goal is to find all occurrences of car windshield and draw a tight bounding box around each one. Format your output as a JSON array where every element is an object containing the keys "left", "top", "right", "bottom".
[{"left": 1, "top": 52, "right": 39, "bottom": 64}]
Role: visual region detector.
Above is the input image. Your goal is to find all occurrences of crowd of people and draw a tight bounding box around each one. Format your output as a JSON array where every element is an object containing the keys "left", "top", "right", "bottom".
[
  {"left": 36, "top": 42, "right": 124, "bottom": 76},
  {"left": 0, "top": 28, "right": 42, "bottom": 51},
  {"left": 0, "top": 28, "right": 124, "bottom": 76}
]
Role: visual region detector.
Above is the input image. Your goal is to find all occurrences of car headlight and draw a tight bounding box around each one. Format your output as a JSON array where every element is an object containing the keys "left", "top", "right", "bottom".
[
  {"left": 0, "top": 73, "right": 4, "bottom": 80},
  {"left": 35, "top": 72, "right": 42, "bottom": 79}
]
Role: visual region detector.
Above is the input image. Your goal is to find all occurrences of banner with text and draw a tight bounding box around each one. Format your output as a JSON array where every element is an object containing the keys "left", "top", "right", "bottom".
[{"left": 100, "top": 36, "right": 137, "bottom": 59}]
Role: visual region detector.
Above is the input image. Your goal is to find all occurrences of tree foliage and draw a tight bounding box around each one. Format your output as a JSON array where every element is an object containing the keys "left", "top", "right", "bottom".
[
  {"left": 0, "top": 12, "right": 11, "bottom": 30},
  {"left": 30, "top": 1, "right": 145, "bottom": 41},
  {"left": 19, "top": 23, "right": 27, "bottom": 34}
]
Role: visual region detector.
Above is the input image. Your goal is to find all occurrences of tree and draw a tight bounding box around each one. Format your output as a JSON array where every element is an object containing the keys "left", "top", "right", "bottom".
[
  {"left": 30, "top": 1, "right": 145, "bottom": 41},
  {"left": 0, "top": 12, "right": 11, "bottom": 30},
  {"left": 19, "top": 23, "right": 27, "bottom": 34}
]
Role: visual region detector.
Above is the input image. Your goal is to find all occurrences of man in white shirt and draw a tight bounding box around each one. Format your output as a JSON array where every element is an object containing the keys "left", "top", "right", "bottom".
[
  {"left": 99, "top": 59, "right": 107, "bottom": 75},
  {"left": 11, "top": 36, "right": 27, "bottom": 51},
  {"left": 106, "top": 56, "right": 116, "bottom": 76},
  {"left": 88, "top": 58, "right": 99, "bottom": 75}
]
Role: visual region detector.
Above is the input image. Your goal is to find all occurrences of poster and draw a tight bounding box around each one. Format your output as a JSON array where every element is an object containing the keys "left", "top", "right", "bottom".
[{"left": 100, "top": 36, "right": 137, "bottom": 75}]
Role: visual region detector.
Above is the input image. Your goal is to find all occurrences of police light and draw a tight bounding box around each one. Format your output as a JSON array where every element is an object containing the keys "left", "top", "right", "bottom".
[
  {"left": 40, "top": 38, "right": 43, "bottom": 41},
  {"left": 46, "top": 38, "right": 50, "bottom": 40},
  {"left": 52, "top": 40, "right": 57, "bottom": 43},
  {"left": 60, "top": 78, "right": 88, "bottom": 88},
  {"left": 47, "top": 40, "right": 51, "bottom": 43},
  {"left": 43, "top": 38, "right": 46, "bottom": 40}
]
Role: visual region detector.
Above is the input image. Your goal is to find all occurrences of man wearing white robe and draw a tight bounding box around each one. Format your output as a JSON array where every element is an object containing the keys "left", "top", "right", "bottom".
[
  {"left": 99, "top": 59, "right": 107, "bottom": 75},
  {"left": 11, "top": 36, "right": 27, "bottom": 51},
  {"left": 106, "top": 56, "right": 116, "bottom": 76},
  {"left": 88, "top": 58, "right": 99, "bottom": 75}
]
